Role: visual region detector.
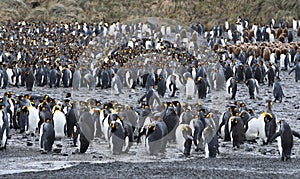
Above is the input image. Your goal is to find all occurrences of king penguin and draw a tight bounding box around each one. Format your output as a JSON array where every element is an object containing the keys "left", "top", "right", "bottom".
[
  {"left": 273, "top": 80, "right": 284, "bottom": 103},
  {"left": 39, "top": 119, "right": 55, "bottom": 153},
  {"left": 268, "top": 120, "right": 300, "bottom": 161}
]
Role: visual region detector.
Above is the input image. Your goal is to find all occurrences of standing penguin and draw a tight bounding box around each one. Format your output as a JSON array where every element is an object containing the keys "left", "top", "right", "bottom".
[
  {"left": 156, "top": 75, "right": 166, "bottom": 98},
  {"left": 268, "top": 120, "right": 300, "bottom": 161},
  {"left": 166, "top": 75, "right": 178, "bottom": 97},
  {"left": 52, "top": 106, "right": 66, "bottom": 139},
  {"left": 185, "top": 76, "right": 196, "bottom": 100},
  {"left": 266, "top": 64, "right": 276, "bottom": 87},
  {"left": 289, "top": 59, "right": 300, "bottom": 82},
  {"left": 83, "top": 72, "right": 96, "bottom": 91},
  {"left": 27, "top": 105, "right": 40, "bottom": 136},
  {"left": 196, "top": 76, "right": 208, "bottom": 99},
  {"left": 0, "top": 104, "right": 9, "bottom": 149},
  {"left": 175, "top": 124, "right": 193, "bottom": 156},
  {"left": 245, "top": 78, "right": 259, "bottom": 99},
  {"left": 226, "top": 77, "right": 238, "bottom": 100},
  {"left": 39, "top": 119, "right": 55, "bottom": 153},
  {"left": 72, "top": 68, "right": 81, "bottom": 91},
  {"left": 163, "top": 105, "right": 179, "bottom": 142},
  {"left": 273, "top": 81, "right": 284, "bottom": 103},
  {"left": 111, "top": 73, "right": 123, "bottom": 95},
  {"left": 62, "top": 67, "right": 72, "bottom": 88},
  {"left": 25, "top": 70, "right": 35, "bottom": 91},
  {"left": 109, "top": 117, "right": 125, "bottom": 155},
  {"left": 77, "top": 108, "right": 95, "bottom": 153},
  {"left": 230, "top": 116, "right": 245, "bottom": 148},
  {"left": 145, "top": 120, "right": 168, "bottom": 155}
]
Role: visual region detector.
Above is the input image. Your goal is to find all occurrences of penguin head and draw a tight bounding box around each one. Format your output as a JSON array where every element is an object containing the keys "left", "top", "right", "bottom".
[
  {"left": 263, "top": 112, "right": 273, "bottom": 122},
  {"left": 147, "top": 123, "right": 157, "bottom": 134},
  {"left": 230, "top": 117, "right": 239, "bottom": 125}
]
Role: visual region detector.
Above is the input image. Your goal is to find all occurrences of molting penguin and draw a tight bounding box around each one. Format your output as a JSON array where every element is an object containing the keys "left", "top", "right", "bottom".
[
  {"left": 39, "top": 119, "right": 55, "bottom": 153},
  {"left": 268, "top": 120, "right": 300, "bottom": 161},
  {"left": 273, "top": 81, "right": 284, "bottom": 103}
]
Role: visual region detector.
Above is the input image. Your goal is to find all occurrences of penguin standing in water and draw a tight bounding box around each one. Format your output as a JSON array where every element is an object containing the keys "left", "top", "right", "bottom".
[
  {"left": 226, "top": 77, "right": 238, "bottom": 100},
  {"left": 25, "top": 70, "right": 35, "bottom": 91},
  {"left": 245, "top": 78, "right": 259, "bottom": 99},
  {"left": 0, "top": 104, "right": 9, "bottom": 149},
  {"left": 273, "top": 80, "right": 284, "bottom": 103},
  {"left": 268, "top": 120, "right": 300, "bottom": 161},
  {"left": 39, "top": 119, "right": 55, "bottom": 153}
]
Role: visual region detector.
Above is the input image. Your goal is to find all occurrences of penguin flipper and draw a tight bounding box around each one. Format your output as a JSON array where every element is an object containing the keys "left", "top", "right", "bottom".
[
  {"left": 292, "top": 130, "right": 300, "bottom": 139},
  {"left": 268, "top": 131, "right": 281, "bottom": 143}
]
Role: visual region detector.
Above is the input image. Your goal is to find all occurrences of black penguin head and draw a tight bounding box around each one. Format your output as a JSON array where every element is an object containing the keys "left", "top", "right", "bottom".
[
  {"left": 230, "top": 117, "right": 239, "bottom": 125},
  {"left": 147, "top": 123, "right": 157, "bottom": 134},
  {"left": 263, "top": 112, "right": 273, "bottom": 122}
]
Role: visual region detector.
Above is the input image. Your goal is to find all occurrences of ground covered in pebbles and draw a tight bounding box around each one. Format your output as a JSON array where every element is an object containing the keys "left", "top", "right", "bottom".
[{"left": 0, "top": 68, "right": 300, "bottom": 178}]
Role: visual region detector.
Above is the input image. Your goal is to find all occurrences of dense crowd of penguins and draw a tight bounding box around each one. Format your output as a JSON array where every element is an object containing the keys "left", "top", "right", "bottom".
[{"left": 0, "top": 16, "right": 300, "bottom": 161}]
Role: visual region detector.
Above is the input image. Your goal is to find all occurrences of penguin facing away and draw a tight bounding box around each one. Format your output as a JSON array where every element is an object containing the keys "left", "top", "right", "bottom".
[
  {"left": 268, "top": 120, "right": 300, "bottom": 161},
  {"left": 273, "top": 81, "right": 284, "bottom": 103},
  {"left": 39, "top": 119, "right": 55, "bottom": 153}
]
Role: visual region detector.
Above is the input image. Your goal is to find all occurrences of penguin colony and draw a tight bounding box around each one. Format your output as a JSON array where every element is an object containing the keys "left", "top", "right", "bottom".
[{"left": 0, "top": 17, "right": 300, "bottom": 161}]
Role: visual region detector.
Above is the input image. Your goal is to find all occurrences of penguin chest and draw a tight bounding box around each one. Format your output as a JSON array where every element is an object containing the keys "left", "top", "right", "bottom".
[
  {"left": 53, "top": 111, "right": 66, "bottom": 138},
  {"left": 27, "top": 108, "right": 40, "bottom": 133}
]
